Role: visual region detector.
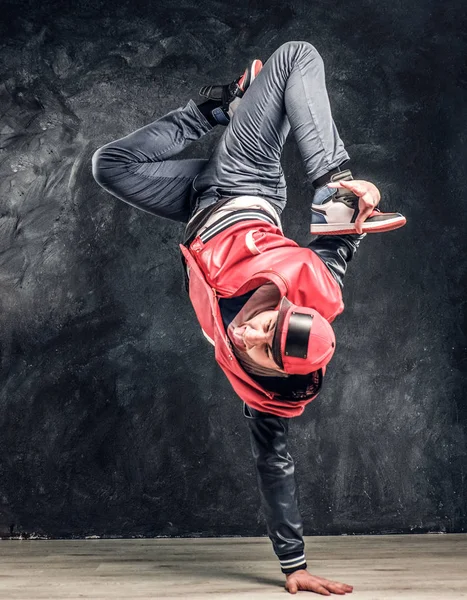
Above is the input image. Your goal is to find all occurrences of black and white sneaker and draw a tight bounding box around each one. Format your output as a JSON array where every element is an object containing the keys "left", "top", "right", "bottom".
[
  {"left": 310, "top": 170, "right": 407, "bottom": 235},
  {"left": 199, "top": 59, "right": 263, "bottom": 124}
]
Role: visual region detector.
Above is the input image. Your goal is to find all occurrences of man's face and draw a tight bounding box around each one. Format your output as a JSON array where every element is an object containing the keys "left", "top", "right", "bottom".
[{"left": 231, "top": 310, "right": 284, "bottom": 372}]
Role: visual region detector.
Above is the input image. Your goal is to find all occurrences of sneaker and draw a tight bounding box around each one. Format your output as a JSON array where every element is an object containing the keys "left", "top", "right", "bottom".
[
  {"left": 310, "top": 170, "right": 406, "bottom": 235},
  {"left": 199, "top": 59, "right": 263, "bottom": 123}
]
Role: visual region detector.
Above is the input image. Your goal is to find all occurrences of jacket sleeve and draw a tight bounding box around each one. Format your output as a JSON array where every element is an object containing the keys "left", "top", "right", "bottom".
[
  {"left": 308, "top": 233, "right": 365, "bottom": 289},
  {"left": 243, "top": 403, "right": 307, "bottom": 574}
]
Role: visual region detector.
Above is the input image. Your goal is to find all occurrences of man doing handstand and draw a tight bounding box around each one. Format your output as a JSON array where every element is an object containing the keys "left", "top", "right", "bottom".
[{"left": 92, "top": 41, "right": 406, "bottom": 595}]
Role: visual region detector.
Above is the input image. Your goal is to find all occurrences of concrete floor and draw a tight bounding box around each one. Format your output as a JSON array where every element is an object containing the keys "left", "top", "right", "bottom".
[{"left": 0, "top": 534, "right": 466, "bottom": 599}]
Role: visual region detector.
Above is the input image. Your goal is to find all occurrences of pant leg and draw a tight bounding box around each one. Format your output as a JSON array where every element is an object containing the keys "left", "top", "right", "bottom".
[
  {"left": 194, "top": 41, "right": 349, "bottom": 215},
  {"left": 92, "top": 100, "right": 211, "bottom": 224}
]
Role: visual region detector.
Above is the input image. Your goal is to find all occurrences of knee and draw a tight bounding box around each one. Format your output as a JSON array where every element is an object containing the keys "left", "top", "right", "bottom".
[
  {"left": 91, "top": 147, "right": 103, "bottom": 184},
  {"left": 276, "top": 40, "right": 322, "bottom": 61},
  {"left": 91, "top": 146, "right": 111, "bottom": 188}
]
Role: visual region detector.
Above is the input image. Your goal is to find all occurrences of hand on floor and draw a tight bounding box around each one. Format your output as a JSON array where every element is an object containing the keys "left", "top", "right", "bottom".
[{"left": 285, "top": 569, "right": 354, "bottom": 595}]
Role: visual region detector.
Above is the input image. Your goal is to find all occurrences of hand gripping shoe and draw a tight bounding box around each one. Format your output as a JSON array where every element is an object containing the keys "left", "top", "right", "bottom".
[
  {"left": 310, "top": 170, "right": 406, "bottom": 235},
  {"left": 199, "top": 59, "right": 263, "bottom": 124}
]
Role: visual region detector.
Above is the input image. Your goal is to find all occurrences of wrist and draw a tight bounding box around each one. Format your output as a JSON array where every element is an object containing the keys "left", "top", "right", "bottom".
[
  {"left": 285, "top": 568, "right": 308, "bottom": 579},
  {"left": 279, "top": 552, "right": 307, "bottom": 575}
]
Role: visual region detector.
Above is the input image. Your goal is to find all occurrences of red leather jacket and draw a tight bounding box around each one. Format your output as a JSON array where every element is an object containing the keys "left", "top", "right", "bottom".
[{"left": 180, "top": 219, "right": 344, "bottom": 417}]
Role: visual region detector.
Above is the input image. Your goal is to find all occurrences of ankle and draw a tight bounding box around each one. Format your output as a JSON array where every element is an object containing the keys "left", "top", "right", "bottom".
[{"left": 312, "top": 161, "right": 349, "bottom": 189}]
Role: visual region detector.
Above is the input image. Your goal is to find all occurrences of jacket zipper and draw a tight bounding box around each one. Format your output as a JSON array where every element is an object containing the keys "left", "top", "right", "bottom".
[{"left": 211, "top": 288, "right": 233, "bottom": 360}]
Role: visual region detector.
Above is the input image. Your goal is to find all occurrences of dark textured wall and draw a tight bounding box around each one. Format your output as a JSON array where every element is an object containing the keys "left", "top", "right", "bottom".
[{"left": 0, "top": 0, "right": 465, "bottom": 539}]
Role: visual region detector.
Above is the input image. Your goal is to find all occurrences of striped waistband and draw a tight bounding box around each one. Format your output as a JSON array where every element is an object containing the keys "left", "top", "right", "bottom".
[{"left": 198, "top": 208, "right": 279, "bottom": 244}]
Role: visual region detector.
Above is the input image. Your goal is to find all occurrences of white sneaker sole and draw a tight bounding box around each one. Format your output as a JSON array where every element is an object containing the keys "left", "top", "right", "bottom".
[
  {"left": 310, "top": 215, "right": 407, "bottom": 235},
  {"left": 250, "top": 59, "right": 262, "bottom": 84}
]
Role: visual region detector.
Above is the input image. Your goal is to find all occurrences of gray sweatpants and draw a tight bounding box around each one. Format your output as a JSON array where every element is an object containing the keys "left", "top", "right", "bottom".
[{"left": 92, "top": 41, "right": 362, "bottom": 287}]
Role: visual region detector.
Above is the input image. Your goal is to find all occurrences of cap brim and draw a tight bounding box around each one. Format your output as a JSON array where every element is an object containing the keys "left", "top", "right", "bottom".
[{"left": 272, "top": 296, "right": 293, "bottom": 369}]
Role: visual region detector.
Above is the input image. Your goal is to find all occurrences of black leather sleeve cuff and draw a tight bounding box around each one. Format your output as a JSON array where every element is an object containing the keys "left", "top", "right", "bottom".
[{"left": 279, "top": 552, "right": 307, "bottom": 574}]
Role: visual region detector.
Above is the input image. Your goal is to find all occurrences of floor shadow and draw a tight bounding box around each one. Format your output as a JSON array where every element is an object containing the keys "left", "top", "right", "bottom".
[{"left": 164, "top": 563, "right": 282, "bottom": 588}]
